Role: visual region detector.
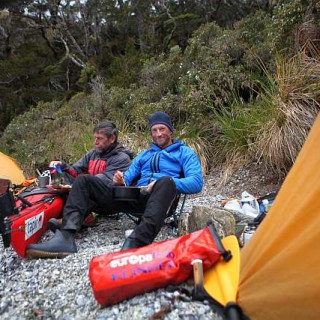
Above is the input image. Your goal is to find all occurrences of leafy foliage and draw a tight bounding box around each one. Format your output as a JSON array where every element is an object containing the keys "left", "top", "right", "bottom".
[
  {"left": 1, "top": 1, "right": 318, "bottom": 181},
  {"left": 270, "top": 0, "right": 307, "bottom": 51}
]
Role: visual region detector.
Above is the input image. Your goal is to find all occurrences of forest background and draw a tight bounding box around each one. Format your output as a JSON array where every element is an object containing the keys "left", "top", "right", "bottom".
[{"left": 0, "top": 0, "right": 319, "bottom": 183}]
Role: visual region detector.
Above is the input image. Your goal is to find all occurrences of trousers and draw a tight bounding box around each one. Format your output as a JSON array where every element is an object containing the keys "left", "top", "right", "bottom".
[{"left": 62, "top": 175, "right": 178, "bottom": 244}]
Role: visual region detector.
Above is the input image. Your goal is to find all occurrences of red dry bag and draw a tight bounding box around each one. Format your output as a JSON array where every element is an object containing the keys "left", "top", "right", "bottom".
[{"left": 89, "top": 226, "right": 224, "bottom": 307}]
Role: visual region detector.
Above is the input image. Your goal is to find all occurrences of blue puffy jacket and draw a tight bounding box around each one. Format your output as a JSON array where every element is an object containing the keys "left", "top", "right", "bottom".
[{"left": 124, "top": 140, "right": 203, "bottom": 194}]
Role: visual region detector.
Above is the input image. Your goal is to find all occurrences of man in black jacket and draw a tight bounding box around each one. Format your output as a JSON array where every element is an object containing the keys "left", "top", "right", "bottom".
[{"left": 26, "top": 121, "right": 133, "bottom": 258}]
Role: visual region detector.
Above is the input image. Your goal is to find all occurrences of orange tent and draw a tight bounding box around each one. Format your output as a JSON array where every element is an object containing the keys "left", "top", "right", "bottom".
[
  {"left": 238, "top": 114, "right": 320, "bottom": 319},
  {"left": 0, "top": 152, "right": 26, "bottom": 185}
]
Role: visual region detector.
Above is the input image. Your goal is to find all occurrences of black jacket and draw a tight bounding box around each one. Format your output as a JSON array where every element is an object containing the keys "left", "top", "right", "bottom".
[{"left": 66, "top": 142, "right": 134, "bottom": 186}]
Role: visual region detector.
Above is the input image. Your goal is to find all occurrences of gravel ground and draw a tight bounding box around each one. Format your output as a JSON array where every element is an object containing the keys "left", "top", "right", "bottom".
[
  {"left": 0, "top": 196, "right": 224, "bottom": 320},
  {"left": 0, "top": 165, "right": 283, "bottom": 320}
]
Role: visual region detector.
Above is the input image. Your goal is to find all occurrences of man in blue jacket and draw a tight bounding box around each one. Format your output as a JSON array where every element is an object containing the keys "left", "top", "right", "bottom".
[
  {"left": 26, "top": 112, "right": 203, "bottom": 258},
  {"left": 114, "top": 111, "right": 203, "bottom": 250}
]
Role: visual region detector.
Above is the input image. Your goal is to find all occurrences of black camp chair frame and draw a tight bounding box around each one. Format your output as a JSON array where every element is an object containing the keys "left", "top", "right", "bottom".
[{"left": 116, "top": 171, "right": 188, "bottom": 234}]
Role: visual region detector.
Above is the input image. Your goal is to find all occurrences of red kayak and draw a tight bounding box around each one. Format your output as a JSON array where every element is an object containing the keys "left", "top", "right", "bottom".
[{"left": 0, "top": 178, "right": 66, "bottom": 258}]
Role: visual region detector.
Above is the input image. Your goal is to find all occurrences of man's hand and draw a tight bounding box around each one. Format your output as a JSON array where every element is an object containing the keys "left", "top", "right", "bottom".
[
  {"left": 49, "top": 160, "right": 62, "bottom": 168},
  {"left": 146, "top": 181, "right": 156, "bottom": 193},
  {"left": 113, "top": 171, "right": 125, "bottom": 186}
]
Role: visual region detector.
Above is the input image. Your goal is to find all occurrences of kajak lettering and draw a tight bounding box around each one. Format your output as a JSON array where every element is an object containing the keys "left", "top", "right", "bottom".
[
  {"left": 25, "top": 212, "right": 44, "bottom": 240},
  {"left": 110, "top": 251, "right": 176, "bottom": 281},
  {"left": 111, "top": 260, "right": 175, "bottom": 281}
]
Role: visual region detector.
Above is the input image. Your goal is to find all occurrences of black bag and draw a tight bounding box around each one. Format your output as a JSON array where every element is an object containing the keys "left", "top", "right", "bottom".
[{"left": 0, "top": 179, "right": 15, "bottom": 247}]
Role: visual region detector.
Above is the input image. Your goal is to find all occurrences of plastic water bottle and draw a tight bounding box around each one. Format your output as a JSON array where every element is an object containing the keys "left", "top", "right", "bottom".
[
  {"left": 240, "top": 191, "right": 260, "bottom": 214},
  {"left": 243, "top": 228, "right": 255, "bottom": 244},
  {"left": 262, "top": 199, "right": 270, "bottom": 213},
  {"left": 242, "top": 203, "right": 259, "bottom": 217}
]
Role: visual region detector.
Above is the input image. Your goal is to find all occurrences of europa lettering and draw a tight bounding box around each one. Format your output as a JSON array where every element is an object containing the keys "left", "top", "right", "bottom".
[
  {"left": 110, "top": 253, "right": 153, "bottom": 268},
  {"left": 109, "top": 251, "right": 175, "bottom": 268}
]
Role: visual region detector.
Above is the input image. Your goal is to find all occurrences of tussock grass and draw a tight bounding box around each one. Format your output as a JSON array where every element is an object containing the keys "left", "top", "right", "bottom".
[
  {"left": 116, "top": 112, "right": 150, "bottom": 155},
  {"left": 176, "top": 124, "right": 215, "bottom": 175},
  {"left": 215, "top": 150, "right": 250, "bottom": 189},
  {"left": 213, "top": 45, "right": 320, "bottom": 182},
  {"left": 254, "top": 49, "right": 320, "bottom": 171},
  {"left": 212, "top": 95, "right": 264, "bottom": 183},
  {"left": 49, "top": 122, "right": 94, "bottom": 162}
]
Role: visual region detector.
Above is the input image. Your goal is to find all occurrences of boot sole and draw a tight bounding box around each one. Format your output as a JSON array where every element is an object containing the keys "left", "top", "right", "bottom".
[{"left": 26, "top": 249, "right": 73, "bottom": 259}]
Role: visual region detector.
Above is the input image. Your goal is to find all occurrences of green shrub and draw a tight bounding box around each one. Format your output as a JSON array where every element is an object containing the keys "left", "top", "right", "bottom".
[
  {"left": 269, "top": 0, "right": 306, "bottom": 52},
  {"left": 140, "top": 47, "right": 184, "bottom": 97},
  {"left": 105, "top": 39, "right": 145, "bottom": 88},
  {"left": 0, "top": 102, "right": 62, "bottom": 175},
  {"left": 78, "top": 64, "right": 97, "bottom": 87},
  {"left": 181, "top": 25, "right": 252, "bottom": 115},
  {"left": 236, "top": 10, "right": 275, "bottom": 72}
]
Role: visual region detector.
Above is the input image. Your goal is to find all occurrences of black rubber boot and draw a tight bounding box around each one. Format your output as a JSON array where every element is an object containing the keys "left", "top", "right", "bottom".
[
  {"left": 121, "top": 236, "right": 146, "bottom": 251},
  {"left": 48, "top": 218, "right": 62, "bottom": 233},
  {"left": 26, "top": 229, "right": 77, "bottom": 259}
]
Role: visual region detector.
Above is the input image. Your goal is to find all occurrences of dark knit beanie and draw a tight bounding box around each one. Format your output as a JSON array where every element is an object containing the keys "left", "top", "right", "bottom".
[{"left": 149, "top": 111, "right": 174, "bottom": 132}]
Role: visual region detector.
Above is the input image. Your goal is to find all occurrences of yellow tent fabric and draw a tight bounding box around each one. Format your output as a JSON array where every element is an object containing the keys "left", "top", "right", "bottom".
[
  {"left": 0, "top": 152, "right": 26, "bottom": 185},
  {"left": 238, "top": 114, "right": 320, "bottom": 319}
]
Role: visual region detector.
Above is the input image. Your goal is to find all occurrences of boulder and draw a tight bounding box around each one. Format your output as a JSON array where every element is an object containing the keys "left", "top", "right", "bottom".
[{"left": 178, "top": 205, "right": 236, "bottom": 238}]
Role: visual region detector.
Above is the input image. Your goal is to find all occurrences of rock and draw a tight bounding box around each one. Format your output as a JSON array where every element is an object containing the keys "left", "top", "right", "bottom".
[
  {"left": 222, "top": 208, "right": 254, "bottom": 246},
  {"left": 76, "top": 295, "right": 86, "bottom": 306},
  {"left": 178, "top": 205, "right": 236, "bottom": 238}
]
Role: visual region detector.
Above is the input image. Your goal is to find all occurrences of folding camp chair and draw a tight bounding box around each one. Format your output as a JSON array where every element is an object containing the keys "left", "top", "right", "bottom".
[
  {"left": 115, "top": 170, "right": 188, "bottom": 235},
  {"left": 120, "top": 192, "right": 187, "bottom": 235}
]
